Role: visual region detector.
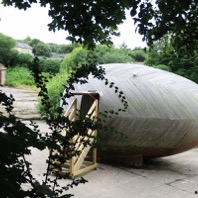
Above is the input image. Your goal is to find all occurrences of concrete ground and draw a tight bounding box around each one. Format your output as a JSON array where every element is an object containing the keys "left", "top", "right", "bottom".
[
  {"left": 27, "top": 145, "right": 198, "bottom": 198},
  {"left": 1, "top": 86, "right": 198, "bottom": 197}
]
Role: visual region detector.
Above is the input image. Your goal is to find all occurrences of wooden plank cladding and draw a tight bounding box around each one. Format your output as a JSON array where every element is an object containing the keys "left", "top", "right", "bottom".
[{"left": 62, "top": 63, "right": 198, "bottom": 166}]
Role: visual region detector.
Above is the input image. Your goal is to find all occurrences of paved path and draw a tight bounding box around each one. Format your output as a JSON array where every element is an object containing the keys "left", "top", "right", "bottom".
[
  {"left": 1, "top": 86, "right": 198, "bottom": 197},
  {"left": 28, "top": 147, "right": 198, "bottom": 198},
  {"left": 0, "top": 86, "right": 40, "bottom": 119}
]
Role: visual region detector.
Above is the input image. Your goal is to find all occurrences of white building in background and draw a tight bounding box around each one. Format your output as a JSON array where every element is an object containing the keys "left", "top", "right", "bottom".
[{"left": 14, "top": 42, "right": 33, "bottom": 55}]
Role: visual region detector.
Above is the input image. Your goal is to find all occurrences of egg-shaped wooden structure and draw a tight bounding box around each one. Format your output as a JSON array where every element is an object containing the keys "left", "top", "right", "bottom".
[{"left": 63, "top": 63, "right": 198, "bottom": 165}]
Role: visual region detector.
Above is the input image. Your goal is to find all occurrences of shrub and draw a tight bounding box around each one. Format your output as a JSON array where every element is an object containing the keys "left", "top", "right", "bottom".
[
  {"left": 176, "top": 67, "right": 198, "bottom": 84},
  {"left": 39, "top": 58, "right": 61, "bottom": 73},
  {"left": 5, "top": 67, "right": 35, "bottom": 87},
  {"left": 57, "top": 44, "right": 75, "bottom": 54},
  {"left": 60, "top": 46, "right": 134, "bottom": 74},
  {"left": 33, "top": 43, "right": 52, "bottom": 57},
  {"left": 48, "top": 43, "right": 59, "bottom": 53},
  {"left": 5, "top": 50, "right": 19, "bottom": 67},
  {"left": 129, "top": 50, "right": 146, "bottom": 62},
  {"left": 15, "top": 53, "right": 34, "bottom": 68},
  {"left": 60, "top": 47, "right": 89, "bottom": 73},
  {"left": 153, "top": 64, "right": 172, "bottom": 71},
  {"left": 96, "top": 46, "right": 134, "bottom": 64},
  {"left": 37, "top": 71, "right": 69, "bottom": 116},
  {"left": 98, "top": 50, "right": 134, "bottom": 64}
]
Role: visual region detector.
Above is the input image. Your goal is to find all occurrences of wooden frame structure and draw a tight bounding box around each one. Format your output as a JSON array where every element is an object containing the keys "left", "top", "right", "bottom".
[{"left": 50, "top": 92, "right": 99, "bottom": 177}]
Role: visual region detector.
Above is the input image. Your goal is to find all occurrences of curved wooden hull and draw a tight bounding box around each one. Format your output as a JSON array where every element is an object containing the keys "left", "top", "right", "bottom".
[{"left": 63, "top": 63, "right": 198, "bottom": 163}]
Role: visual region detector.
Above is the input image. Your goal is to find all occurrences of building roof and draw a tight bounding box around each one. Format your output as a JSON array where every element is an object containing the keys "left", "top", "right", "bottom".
[{"left": 15, "top": 42, "right": 32, "bottom": 50}]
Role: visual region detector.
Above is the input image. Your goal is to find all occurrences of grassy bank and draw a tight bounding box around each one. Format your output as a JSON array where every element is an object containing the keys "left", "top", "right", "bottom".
[{"left": 5, "top": 67, "right": 36, "bottom": 88}]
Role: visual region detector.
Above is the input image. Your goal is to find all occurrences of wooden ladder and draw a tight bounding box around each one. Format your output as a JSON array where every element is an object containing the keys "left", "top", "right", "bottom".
[{"left": 50, "top": 96, "right": 98, "bottom": 177}]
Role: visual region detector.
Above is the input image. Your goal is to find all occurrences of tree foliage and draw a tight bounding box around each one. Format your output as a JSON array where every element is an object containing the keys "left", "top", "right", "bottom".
[
  {"left": 22, "top": 38, "right": 52, "bottom": 57},
  {"left": 146, "top": 34, "right": 198, "bottom": 69},
  {"left": 56, "top": 43, "right": 79, "bottom": 54},
  {"left": 23, "top": 37, "right": 78, "bottom": 55},
  {"left": 145, "top": 34, "right": 198, "bottom": 83},
  {"left": 2, "top": 0, "right": 198, "bottom": 54},
  {"left": 131, "top": 0, "right": 198, "bottom": 55},
  {"left": 134, "top": 0, "right": 198, "bottom": 55},
  {"left": 15, "top": 53, "right": 34, "bottom": 68},
  {"left": 39, "top": 58, "right": 61, "bottom": 73},
  {"left": 60, "top": 45, "right": 134, "bottom": 74},
  {"left": 0, "top": 33, "right": 16, "bottom": 66},
  {"left": 32, "top": 43, "right": 52, "bottom": 57},
  {"left": 24, "top": 38, "right": 43, "bottom": 47}
]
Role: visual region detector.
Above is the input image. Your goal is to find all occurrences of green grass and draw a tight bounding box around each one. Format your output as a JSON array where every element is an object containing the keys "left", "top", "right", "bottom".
[{"left": 5, "top": 66, "right": 36, "bottom": 88}]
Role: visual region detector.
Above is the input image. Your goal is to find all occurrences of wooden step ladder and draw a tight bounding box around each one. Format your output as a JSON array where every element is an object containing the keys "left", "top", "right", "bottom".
[{"left": 49, "top": 93, "right": 99, "bottom": 177}]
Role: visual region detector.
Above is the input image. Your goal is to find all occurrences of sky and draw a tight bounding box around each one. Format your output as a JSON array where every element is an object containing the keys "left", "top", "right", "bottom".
[{"left": 0, "top": 2, "right": 147, "bottom": 49}]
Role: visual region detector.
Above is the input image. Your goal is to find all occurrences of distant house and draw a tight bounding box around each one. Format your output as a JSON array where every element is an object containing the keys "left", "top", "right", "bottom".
[{"left": 14, "top": 42, "right": 33, "bottom": 55}]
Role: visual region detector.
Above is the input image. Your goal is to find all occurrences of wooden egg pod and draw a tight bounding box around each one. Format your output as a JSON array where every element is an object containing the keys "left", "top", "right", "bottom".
[{"left": 64, "top": 63, "right": 198, "bottom": 166}]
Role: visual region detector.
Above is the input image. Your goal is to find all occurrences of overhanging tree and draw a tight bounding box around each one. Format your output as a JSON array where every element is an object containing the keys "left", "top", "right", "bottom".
[
  {"left": 1, "top": 0, "right": 198, "bottom": 54},
  {"left": 133, "top": 0, "right": 198, "bottom": 55}
]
